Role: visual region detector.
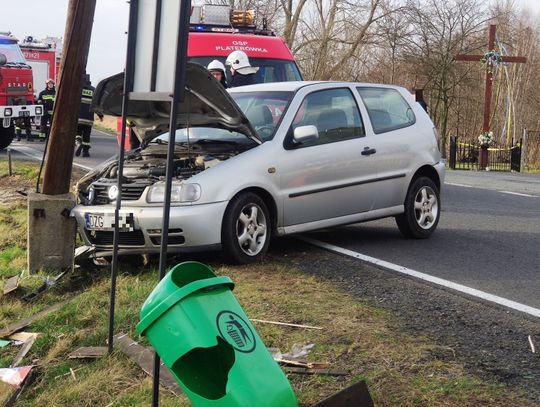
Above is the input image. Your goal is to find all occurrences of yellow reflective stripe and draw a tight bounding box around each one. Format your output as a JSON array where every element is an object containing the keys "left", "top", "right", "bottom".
[
  {"left": 81, "top": 99, "right": 92, "bottom": 104},
  {"left": 42, "top": 95, "right": 55, "bottom": 101}
]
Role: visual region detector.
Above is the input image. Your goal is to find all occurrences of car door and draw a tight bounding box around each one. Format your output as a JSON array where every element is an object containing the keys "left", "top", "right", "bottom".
[
  {"left": 355, "top": 86, "right": 419, "bottom": 210},
  {"left": 277, "top": 86, "right": 378, "bottom": 227}
]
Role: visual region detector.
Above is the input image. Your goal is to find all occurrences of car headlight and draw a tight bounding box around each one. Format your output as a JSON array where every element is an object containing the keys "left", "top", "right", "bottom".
[{"left": 179, "top": 183, "right": 201, "bottom": 202}]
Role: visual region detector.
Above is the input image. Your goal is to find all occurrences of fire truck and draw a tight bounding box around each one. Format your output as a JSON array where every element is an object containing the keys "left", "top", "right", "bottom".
[
  {"left": 19, "top": 36, "right": 62, "bottom": 96},
  {"left": 188, "top": 5, "right": 302, "bottom": 83},
  {"left": 0, "top": 33, "right": 43, "bottom": 150}
]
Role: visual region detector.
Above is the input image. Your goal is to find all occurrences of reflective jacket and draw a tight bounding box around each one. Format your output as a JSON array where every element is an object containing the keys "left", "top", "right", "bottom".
[
  {"left": 37, "top": 88, "right": 56, "bottom": 113},
  {"left": 78, "top": 84, "right": 95, "bottom": 126}
]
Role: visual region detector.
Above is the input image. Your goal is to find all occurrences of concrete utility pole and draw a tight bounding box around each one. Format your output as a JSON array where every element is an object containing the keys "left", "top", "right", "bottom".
[
  {"left": 42, "top": 0, "right": 96, "bottom": 194},
  {"left": 27, "top": 0, "right": 96, "bottom": 274}
]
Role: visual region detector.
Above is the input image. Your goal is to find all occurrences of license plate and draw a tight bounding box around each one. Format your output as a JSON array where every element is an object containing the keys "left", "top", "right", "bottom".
[
  {"left": 84, "top": 212, "right": 134, "bottom": 231},
  {"left": 19, "top": 110, "right": 30, "bottom": 117}
]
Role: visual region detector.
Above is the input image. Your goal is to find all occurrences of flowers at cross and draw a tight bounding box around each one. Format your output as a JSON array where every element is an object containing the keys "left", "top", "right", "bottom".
[
  {"left": 478, "top": 131, "right": 495, "bottom": 147},
  {"left": 480, "top": 50, "right": 502, "bottom": 73}
]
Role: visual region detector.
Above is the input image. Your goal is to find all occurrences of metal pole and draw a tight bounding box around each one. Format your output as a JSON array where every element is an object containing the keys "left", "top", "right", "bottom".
[
  {"left": 152, "top": 0, "right": 191, "bottom": 404},
  {"left": 7, "top": 148, "right": 12, "bottom": 176},
  {"left": 108, "top": 0, "right": 139, "bottom": 355}
]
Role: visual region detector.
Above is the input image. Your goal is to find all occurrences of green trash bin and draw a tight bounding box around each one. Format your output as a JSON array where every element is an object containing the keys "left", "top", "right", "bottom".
[{"left": 137, "top": 261, "right": 298, "bottom": 407}]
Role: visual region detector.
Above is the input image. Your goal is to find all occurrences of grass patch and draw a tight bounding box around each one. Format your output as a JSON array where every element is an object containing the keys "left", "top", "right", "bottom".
[{"left": 0, "top": 162, "right": 535, "bottom": 406}]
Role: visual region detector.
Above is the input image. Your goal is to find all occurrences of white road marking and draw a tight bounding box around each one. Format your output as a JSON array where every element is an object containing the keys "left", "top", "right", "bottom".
[
  {"left": 500, "top": 191, "right": 537, "bottom": 198},
  {"left": 299, "top": 236, "right": 540, "bottom": 319},
  {"left": 446, "top": 182, "right": 538, "bottom": 198},
  {"left": 445, "top": 182, "right": 473, "bottom": 188},
  {"left": 7, "top": 145, "right": 93, "bottom": 171}
]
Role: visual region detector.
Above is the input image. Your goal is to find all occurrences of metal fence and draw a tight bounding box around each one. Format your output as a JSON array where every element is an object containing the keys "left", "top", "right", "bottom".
[
  {"left": 449, "top": 137, "right": 521, "bottom": 172},
  {"left": 522, "top": 130, "right": 540, "bottom": 172}
]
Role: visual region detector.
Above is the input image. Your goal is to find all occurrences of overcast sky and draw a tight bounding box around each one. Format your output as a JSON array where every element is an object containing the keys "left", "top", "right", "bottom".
[
  {"left": 1, "top": 0, "right": 538, "bottom": 87},
  {"left": 1, "top": 0, "right": 129, "bottom": 85}
]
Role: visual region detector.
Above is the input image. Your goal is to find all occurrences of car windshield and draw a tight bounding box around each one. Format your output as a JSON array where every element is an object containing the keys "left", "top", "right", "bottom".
[
  {"left": 0, "top": 42, "right": 26, "bottom": 64},
  {"left": 189, "top": 57, "right": 302, "bottom": 84},
  {"left": 231, "top": 91, "right": 293, "bottom": 141}
]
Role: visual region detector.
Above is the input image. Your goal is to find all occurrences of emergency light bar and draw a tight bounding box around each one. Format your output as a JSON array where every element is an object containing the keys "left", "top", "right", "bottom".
[{"left": 190, "top": 5, "right": 256, "bottom": 28}]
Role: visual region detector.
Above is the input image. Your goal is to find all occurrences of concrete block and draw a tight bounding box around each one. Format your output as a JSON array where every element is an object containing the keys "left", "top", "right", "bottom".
[{"left": 27, "top": 192, "right": 77, "bottom": 274}]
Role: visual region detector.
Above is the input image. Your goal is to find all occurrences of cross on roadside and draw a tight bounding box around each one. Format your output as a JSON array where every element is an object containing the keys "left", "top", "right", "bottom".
[{"left": 454, "top": 24, "right": 526, "bottom": 169}]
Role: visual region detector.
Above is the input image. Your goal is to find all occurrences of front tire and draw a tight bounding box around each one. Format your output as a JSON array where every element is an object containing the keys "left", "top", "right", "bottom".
[
  {"left": 0, "top": 123, "right": 15, "bottom": 150},
  {"left": 396, "top": 176, "right": 440, "bottom": 239},
  {"left": 221, "top": 192, "right": 271, "bottom": 264}
]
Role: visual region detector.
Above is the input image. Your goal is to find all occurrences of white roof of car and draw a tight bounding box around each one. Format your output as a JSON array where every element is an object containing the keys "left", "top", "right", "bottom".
[{"left": 227, "top": 81, "right": 405, "bottom": 93}]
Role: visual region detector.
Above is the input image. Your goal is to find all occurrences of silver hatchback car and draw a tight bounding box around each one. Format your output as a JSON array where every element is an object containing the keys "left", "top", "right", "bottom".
[{"left": 71, "top": 63, "right": 444, "bottom": 264}]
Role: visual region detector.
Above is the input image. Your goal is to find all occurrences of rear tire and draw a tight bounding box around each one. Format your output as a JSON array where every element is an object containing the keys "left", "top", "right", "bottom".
[
  {"left": 0, "top": 123, "right": 15, "bottom": 150},
  {"left": 396, "top": 176, "right": 440, "bottom": 239},
  {"left": 221, "top": 192, "right": 271, "bottom": 264}
]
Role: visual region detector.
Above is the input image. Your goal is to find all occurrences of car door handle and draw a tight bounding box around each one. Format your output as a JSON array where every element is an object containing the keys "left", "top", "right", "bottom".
[{"left": 361, "top": 147, "right": 377, "bottom": 156}]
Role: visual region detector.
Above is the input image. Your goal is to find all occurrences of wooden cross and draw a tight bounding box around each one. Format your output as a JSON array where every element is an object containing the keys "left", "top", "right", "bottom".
[{"left": 455, "top": 24, "right": 526, "bottom": 168}]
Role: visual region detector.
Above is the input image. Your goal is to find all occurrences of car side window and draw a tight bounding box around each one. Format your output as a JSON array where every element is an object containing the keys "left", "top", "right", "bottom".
[
  {"left": 286, "top": 88, "right": 365, "bottom": 149},
  {"left": 356, "top": 87, "right": 416, "bottom": 134}
]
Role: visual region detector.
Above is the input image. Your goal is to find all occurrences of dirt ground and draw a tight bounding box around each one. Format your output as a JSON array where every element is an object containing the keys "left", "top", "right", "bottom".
[
  {"left": 267, "top": 238, "right": 540, "bottom": 402},
  {"left": 0, "top": 163, "right": 87, "bottom": 205}
]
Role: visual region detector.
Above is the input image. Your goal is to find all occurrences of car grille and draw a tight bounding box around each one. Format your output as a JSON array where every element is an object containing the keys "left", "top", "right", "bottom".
[
  {"left": 85, "top": 230, "right": 146, "bottom": 246},
  {"left": 92, "top": 183, "right": 149, "bottom": 204},
  {"left": 148, "top": 229, "right": 185, "bottom": 245}
]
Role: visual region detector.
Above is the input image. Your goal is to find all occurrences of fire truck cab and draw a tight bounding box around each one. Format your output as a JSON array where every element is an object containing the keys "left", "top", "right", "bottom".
[
  {"left": 0, "top": 34, "right": 43, "bottom": 150},
  {"left": 188, "top": 5, "right": 302, "bottom": 83}
]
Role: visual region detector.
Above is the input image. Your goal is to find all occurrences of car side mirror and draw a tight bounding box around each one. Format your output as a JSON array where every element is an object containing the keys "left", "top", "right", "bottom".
[
  {"left": 0, "top": 54, "right": 7, "bottom": 66},
  {"left": 293, "top": 125, "right": 318, "bottom": 144}
]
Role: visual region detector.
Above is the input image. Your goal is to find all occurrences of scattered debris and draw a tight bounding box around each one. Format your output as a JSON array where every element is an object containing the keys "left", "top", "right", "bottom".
[
  {"left": 3, "top": 275, "right": 21, "bottom": 295},
  {"left": 282, "top": 343, "right": 315, "bottom": 360},
  {"left": 529, "top": 335, "right": 536, "bottom": 354},
  {"left": 22, "top": 268, "right": 71, "bottom": 302},
  {"left": 312, "top": 380, "right": 374, "bottom": 407},
  {"left": 68, "top": 346, "right": 107, "bottom": 359},
  {"left": 69, "top": 368, "right": 77, "bottom": 381},
  {"left": 251, "top": 318, "right": 323, "bottom": 330},
  {"left": 0, "top": 365, "right": 34, "bottom": 407},
  {"left": 114, "top": 333, "right": 182, "bottom": 396},
  {"left": 0, "top": 339, "right": 11, "bottom": 348},
  {"left": 0, "top": 299, "right": 71, "bottom": 337},
  {"left": 11, "top": 333, "right": 38, "bottom": 367},
  {"left": 53, "top": 366, "right": 84, "bottom": 380},
  {"left": 0, "top": 366, "right": 33, "bottom": 389},
  {"left": 283, "top": 366, "right": 348, "bottom": 376}
]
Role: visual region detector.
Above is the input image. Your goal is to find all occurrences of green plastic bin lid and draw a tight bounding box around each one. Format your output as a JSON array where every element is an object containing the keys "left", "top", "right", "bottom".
[{"left": 137, "top": 261, "right": 234, "bottom": 336}]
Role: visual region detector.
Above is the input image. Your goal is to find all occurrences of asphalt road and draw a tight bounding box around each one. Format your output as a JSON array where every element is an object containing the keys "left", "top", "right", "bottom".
[
  {"left": 305, "top": 170, "right": 540, "bottom": 310},
  {"left": 5, "top": 128, "right": 118, "bottom": 171}
]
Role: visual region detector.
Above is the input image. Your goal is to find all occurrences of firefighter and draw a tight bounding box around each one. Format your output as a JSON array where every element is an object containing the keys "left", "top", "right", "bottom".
[
  {"left": 75, "top": 74, "right": 100, "bottom": 157},
  {"left": 207, "top": 59, "right": 228, "bottom": 88},
  {"left": 225, "top": 50, "right": 259, "bottom": 88},
  {"left": 15, "top": 116, "right": 33, "bottom": 142},
  {"left": 37, "top": 78, "right": 56, "bottom": 141}
]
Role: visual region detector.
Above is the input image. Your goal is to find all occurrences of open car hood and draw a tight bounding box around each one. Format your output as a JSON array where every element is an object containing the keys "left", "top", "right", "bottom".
[{"left": 92, "top": 62, "right": 261, "bottom": 144}]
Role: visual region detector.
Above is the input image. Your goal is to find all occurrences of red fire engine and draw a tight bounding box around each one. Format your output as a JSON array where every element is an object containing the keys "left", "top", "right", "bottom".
[
  {"left": 0, "top": 33, "right": 43, "bottom": 150},
  {"left": 19, "top": 36, "right": 62, "bottom": 96}
]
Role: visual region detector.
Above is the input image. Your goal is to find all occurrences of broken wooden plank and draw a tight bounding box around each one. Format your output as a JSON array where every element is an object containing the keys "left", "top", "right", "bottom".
[
  {"left": 114, "top": 333, "right": 182, "bottom": 396},
  {"left": 276, "top": 358, "right": 330, "bottom": 369},
  {"left": 312, "top": 380, "right": 374, "bottom": 407},
  {"left": 283, "top": 366, "right": 348, "bottom": 376},
  {"left": 3, "top": 275, "right": 20, "bottom": 295},
  {"left": 11, "top": 333, "right": 38, "bottom": 367},
  {"left": 251, "top": 318, "right": 323, "bottom": 330},
  {"left": 68, "top": 346, "right": 108, "bottom": 359},
  {"left": 0, "top": 299, "right": 71, "bottom": 338},
  {"left": 1, "top": 367, "right": 34, "bottom": 407}
]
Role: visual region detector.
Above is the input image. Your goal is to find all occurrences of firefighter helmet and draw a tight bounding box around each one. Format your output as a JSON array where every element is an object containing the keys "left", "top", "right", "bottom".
[
  {"left": 225, "top": 51, "right": 259, "bottom": 74},
  {"left": 207, "top": 59, "right": 226, "bottom": 74}
]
